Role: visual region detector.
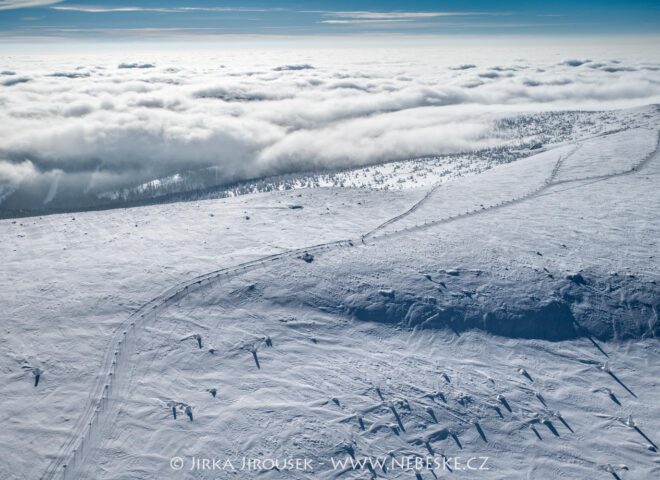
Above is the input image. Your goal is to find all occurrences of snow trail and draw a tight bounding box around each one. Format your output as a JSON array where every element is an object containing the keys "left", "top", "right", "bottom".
[{"left": 41, "top": 128, "right": 660, "bottom": 479}]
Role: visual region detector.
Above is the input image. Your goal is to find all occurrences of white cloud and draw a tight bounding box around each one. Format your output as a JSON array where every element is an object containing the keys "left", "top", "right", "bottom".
[
  {"left": 0, "top": 45, "right": 658, "bottom": 211},
  {"left": 322, "top": 11, "right": 490, "bottom": 20},
  {"left": 320, "top": 19, "right": 414, "bottom": 25},
  {"left": 0, "top": 159, "right": 37, "bottom": 182},
  {"left": 0, "top": 0, "right": 62, "bottom": 10},
  {"left": 51, "top": 5, "right": 282, "bottom": 13}
]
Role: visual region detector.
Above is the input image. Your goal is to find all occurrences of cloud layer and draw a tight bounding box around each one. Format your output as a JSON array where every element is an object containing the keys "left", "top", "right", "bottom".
[{"left": 0, "top": 46, "right": 659, "bottom": 211}]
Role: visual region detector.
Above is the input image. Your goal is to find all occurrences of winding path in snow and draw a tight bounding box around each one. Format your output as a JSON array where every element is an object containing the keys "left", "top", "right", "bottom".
[
  {"left": 42, "top": 129, "right": 660, "bottom": 479},
  {"left": 362, "top": 181, "right": 445, "bottom": 240},
  {"left": 365, "top": 145, "right": 577, "bottom": 241}
]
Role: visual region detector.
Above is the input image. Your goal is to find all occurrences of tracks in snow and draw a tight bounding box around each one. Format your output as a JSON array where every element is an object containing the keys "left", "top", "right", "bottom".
[
  {"left": 367, "top": 130, "right": 659, "bottom": 241},
  {"left": 42, "top": 130, "right": 660, "bottom": 479},
  {"left": 364, "top": 144, "right": 576, "bottom": 242},
  {"left": 362, "top": 181, "right": 444, "bottom": 240}
]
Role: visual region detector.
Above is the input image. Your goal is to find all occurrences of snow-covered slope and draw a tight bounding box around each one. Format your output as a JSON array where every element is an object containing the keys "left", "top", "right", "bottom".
[
  {"left": 0, "top": 188, "right": 423, "bottom": 478},
  {"left": 0, "top": 108, "right": 659, "bottom": 480}
]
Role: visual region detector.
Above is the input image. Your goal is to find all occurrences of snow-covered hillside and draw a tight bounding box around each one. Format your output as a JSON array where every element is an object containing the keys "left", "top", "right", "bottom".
[{"left": 0, "top": 106, "right": 659, "bottom": 479}]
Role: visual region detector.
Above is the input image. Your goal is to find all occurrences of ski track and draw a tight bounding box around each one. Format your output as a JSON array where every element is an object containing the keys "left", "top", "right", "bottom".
[{"left": 41, "top": 128, "right": 660, "bottom": 479}]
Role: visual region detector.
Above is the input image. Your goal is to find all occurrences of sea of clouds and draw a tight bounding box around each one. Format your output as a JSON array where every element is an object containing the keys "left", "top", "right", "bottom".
[{"left": 1, "top": 43, "right": 659, "bottom": 212}]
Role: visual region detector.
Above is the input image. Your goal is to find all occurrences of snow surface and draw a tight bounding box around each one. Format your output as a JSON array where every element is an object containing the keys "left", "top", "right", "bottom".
[
  {"left": 0, "top": 106, "right": 659, "bottom": 479},
  {"left": 553, "top": 128, "right": 658, "bottom": 183}
]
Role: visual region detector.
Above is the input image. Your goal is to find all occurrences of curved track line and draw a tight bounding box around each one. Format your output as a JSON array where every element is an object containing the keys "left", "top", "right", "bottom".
[
  {"left": 363, "top": 181, "right": 443, "bottom": 240},
  {"left": 366, "top": 144, "right": 577, "bottom": 242},
  {"left": 361, "top": 122, "right": 658, "bottom": 241},
  {"left": 42, "top": 130, "right": 659, "bottom": 479},
  {"left": 370, "top": 131, "right": 659, "bottom": 242}
]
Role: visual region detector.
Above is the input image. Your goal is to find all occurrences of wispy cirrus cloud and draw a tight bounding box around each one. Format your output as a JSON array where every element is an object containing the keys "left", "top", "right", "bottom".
[
  {"left": 320, "top": 19, "right": 414, "bottom": 25},
  {"left": 320, "top": 11, "right": 494, "bottom": 20},
  {"left": 50, "top": 7, "right": 491, "bottom": 18},
  {"left": 315, "top": 10, "right": 506, "bottom": 26},
  {"left": 0, "top": 0, "right": 62, "bottom": 10},
  {"left": 51, "top": 5, "right": 283, "bottom": 13}
]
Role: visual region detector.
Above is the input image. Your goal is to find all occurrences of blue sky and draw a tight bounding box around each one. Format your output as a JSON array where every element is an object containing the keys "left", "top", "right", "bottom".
[{"left": 0, "top": 0, "right": 659, "bottom": 40}]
